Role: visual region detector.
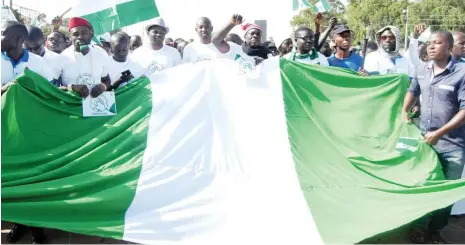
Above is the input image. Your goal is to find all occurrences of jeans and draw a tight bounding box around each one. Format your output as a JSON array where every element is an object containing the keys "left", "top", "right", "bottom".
[{"left": 416, "top": 148, "right": 465, "bottom": 231}]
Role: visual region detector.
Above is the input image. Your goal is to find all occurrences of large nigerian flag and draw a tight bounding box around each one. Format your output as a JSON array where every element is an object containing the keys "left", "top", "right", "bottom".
[
  {"left": 69, "top": 0, "right": 159, "bottom": 36},
  {"left": 2, "top": 59, "right": 465, "bottom": 244}
]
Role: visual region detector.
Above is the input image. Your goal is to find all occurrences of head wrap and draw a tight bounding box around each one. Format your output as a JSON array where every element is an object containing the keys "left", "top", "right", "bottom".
[
  {"left": 376, "top": 25, "right": 402, "bottom": 58},
  {"left": 68, "top": 17, "right": 92, "bottom": 32}
]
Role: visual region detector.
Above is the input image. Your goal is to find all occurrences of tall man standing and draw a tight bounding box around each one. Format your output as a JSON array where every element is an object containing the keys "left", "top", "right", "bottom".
[
  {"left": 182, "top": 17, "right": 233, "bottom": 63},
  {"left": 403, "top": 31, "right": 465, "bottom": 244},
  {"left": 57, "top": 17, "right": 111, "bottom": 98},
  {"left": 130, "top": 17, "right": 181, "bottom": 76}
]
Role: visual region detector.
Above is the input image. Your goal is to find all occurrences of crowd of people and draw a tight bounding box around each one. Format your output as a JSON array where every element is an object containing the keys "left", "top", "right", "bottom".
[{"left": 1, "top": 10, "right": 465, "bottom": 244}]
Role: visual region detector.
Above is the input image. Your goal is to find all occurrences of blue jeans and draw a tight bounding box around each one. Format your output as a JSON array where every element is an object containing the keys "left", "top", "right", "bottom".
[{"left": 417, "top": 148, "right": 465, "bottom": 231}]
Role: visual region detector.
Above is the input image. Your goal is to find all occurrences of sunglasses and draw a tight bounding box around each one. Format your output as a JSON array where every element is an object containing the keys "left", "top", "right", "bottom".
[
  {"left": 296, "top": 36, "right": 315, "bottom": 41},
  {"left": 380, "top": 35, "right": 396, "bottom": 41}
]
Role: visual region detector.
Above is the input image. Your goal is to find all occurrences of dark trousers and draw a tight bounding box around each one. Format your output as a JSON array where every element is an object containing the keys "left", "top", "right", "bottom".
[{"left": 416, "top": 148, "right": 465, "bottom": 231}]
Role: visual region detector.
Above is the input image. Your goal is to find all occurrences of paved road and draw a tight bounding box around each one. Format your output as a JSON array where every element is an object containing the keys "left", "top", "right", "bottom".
[{"left": 2, "top": 216, "right": 464, "bottom": 244}]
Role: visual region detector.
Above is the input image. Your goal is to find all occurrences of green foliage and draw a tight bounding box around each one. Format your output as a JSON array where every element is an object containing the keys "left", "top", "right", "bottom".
[
  {"left": 346, "top": 0, "right": 410, "bottom": 43},
  {"left": 408, "top": 0, "right": 465, "bottom": 32},
  {"left": 11, "top": 8, "right": 24, "bottom": 24}
]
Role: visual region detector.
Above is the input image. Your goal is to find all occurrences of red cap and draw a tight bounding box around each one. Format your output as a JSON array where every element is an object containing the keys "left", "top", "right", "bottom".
[
  {"left": 68, "top": 17, "right": 92, "bottom": 31},
  {"left": 241, "top": 23, "right": 262, "bottom": 35}
]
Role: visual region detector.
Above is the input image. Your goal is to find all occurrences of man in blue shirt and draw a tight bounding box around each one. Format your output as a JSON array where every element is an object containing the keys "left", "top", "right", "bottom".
[
  {"left": 327, "top": 24, "right": 368, "bottom": 76},
  {"left": 404, "top": 31, "right": 465, "bottom": 244}
]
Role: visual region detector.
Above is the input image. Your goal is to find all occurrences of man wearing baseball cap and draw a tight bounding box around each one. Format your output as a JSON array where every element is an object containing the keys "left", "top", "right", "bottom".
[
  {"left": 327, "top": 24, "right": 369, "bottom": 76},
  {"left": 130, "top": 17, "right": 181, "bottom": 76},
  {"left": 55, "top": 17, "right": 111, "bottom": 98}
]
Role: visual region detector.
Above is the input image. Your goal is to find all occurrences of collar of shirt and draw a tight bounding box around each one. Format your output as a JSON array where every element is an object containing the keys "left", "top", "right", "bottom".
[
  {"left": 427, "top": 58, "right": 457, "bottom": 73},
  {"left": 2, "top": 49, "right": 29, "bottom": 67}
]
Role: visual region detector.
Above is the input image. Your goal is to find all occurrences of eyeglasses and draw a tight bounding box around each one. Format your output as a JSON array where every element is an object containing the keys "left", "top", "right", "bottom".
[
  {"left": 380, "top": 35, "right": 396, "bottom": 41},
  {"left": 25, "top": 44, "right": 43, "bottom": 53},
  {"left": 296, "top": 36, "right": 315, "bottom": 41}
]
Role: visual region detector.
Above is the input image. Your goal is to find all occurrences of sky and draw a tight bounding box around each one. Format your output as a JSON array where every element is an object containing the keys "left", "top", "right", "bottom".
[{"left": 11, "top": 0, "right": 346, "bottom": 43}]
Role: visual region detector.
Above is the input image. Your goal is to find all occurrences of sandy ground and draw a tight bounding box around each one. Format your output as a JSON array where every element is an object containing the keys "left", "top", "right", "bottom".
[{"left": 1, "top": 216, "right": 464, "bottom": 244}]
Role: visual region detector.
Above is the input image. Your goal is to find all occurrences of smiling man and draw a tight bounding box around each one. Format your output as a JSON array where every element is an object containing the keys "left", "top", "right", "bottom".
[
  {"left": 404, "top": 31, "right": 465, "bottom": 244},
  {"left": 56, "top": 17, "right": 111, "bottom": 98},
  {"left": 130, "top": 17, "right": 181, "bottom": 76},
  {"left": 284, "top": 27, "right": 328, "bottom": 66}
]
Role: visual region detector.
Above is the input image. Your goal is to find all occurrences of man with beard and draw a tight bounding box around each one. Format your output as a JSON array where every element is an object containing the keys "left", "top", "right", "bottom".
[
  {"left": 108, "top": 32, "right": 142, "bottom": 89},
  {"left": 364, "top": 25, "right": 416, "bottom": 77},
  {"left": 2, "top": 21, "right": 54, "bottom": 95},
  {"left": 56, "top": 17, "right": 111, "bottom": 98},
  {"left": 404, "top": 31, "right": 465, "bottom": 244},
  {"left": 451, "top": 32, "right": 465, "bottom": 63},
  {"left": 129, "top": 35, "right": 142, "bottom": 52},
  {"left": 130, "top": 17, "right": 181, "bottom": 75},
  {"left": 284, "top": 27, "right": 328, "bottom": 66},
  {"left": 25, "top": 26, "right": 63, "bottom": 83},
  {"left": 212, "top": 14, "right": 271, "bottom": 64},
  {"left": 46, "top": 31, "right": 67, "bottom": 54},
  {"left": 328, "top": 24, "right": 368, "bottom": 76},
  {"left": 183, "top": 17, "right": 238, "bottom": 63}
]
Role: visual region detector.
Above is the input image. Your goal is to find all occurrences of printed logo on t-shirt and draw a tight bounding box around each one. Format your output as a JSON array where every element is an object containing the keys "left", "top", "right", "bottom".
[
  {"left": 196, "top": 55, "right": 211, "bottom": 62},
  {"left": 148, "top": 63, "right": 164, "bottom": 74},
  {"left": 76, "top": 73, "right": 94, "bottom": 86}
]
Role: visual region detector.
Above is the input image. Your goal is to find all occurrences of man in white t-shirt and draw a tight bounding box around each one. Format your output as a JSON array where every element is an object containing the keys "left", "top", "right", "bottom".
[
  {"left": 182, "top": 17, "right": 236, "bottom": 63},
  {"left": 2, "top": 21, "right": 54, "bottom": 95},
  {"left": 24, "top": 26, "right": 63, "bottom": 83},
  {"left": 56, "top": 17, "right": 111, "bottom": 98},
  {"left": 130, "top": 17, "right": 181, "bottom": 76},
  {"left": 108, "top": 32, "right": 143, "bottom": 89},
  {"left": 284, "top": 27, "right": 328, "bottom": 66}
]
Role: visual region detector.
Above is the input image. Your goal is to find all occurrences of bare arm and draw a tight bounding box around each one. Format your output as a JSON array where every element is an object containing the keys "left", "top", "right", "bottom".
[
  {"left": 212, "top": 14, "right": 244, "bottom": 54},
  {"left": 212, "top": 23, "right": 235, "bottom": 54},
  {"left": 317, "top": 17, "right": 337, "bottom": 50},
  {"left": 436, "top": 110, "right": 465, "bottom": 136}
]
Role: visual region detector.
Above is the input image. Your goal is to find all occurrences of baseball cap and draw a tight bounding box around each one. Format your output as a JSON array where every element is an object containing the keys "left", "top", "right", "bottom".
[{"left": 331, "top": 24, "right": 351, "bottom": 36}]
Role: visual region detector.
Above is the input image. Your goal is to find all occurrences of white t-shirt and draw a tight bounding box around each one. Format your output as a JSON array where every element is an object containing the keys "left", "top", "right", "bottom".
[
  {"left": 107, "top": 58, "right": 144, "bottom": 86},
  {"left": 58, "top": 46, "right": 110, "bottom": 86},
  {"left": 1, "top": 49, "right": 54, "bottom": 85},
  {"left": 42, "top": 48, "right": 63, "bottom": 80},
  {"left": 130, "top": 45, "right": 181, "bottom": 76},
  {"left": 182, "top": 42, "right": 241, "bottom": 63},
  {"left": 283, "top": 52, "right": 329, "bottom": 66}
]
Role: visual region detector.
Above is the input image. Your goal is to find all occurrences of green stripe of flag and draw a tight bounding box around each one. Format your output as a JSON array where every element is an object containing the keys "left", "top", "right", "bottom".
[{"left": 81, "top": 0, "right": 159, "bottom": 36}]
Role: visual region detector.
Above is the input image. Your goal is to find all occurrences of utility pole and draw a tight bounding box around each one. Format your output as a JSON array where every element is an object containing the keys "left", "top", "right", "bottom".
[
  {"left": 404, "top": 6, "right": 409, "bottom": 49},
  {"left": 9, "top": 0, "right": 12, "bottom": 7}
]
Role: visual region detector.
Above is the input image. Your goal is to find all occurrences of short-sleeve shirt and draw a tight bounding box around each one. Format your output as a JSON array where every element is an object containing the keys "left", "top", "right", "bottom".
[
  {"left": 58, "top": 46, "right": 110, "bottom": 86},
  {"left": 130, "top": 44, "right": 181, "bottom": 76},
  {"left": 284, "top": 52, "right": 329, "bottom": 66},
  {"left": 1, "top": 49, "right": 54, "bottom": 85},
  {"left": 328, "top": 52, "right": 363, "bottom": 72},
  {"left": 408, "top": 60, "right": 465, "bottom": 153},
  {"left": 107, "top": 58, "right": 144, "bottom": 86}
]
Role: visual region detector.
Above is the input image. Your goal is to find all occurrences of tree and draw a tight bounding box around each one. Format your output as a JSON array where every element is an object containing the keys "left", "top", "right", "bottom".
[
  {"left": 291, "top": 0, "right": 347, "bottom": 31},
  {"left": 408, "top": 0, "right": 465, "bottom": 32},
  {"left": 346, "top": 0, "right": 410, "bottom": 43},
  {"left": 11, "top": 8, "right": 24, "bottom": 24}
]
